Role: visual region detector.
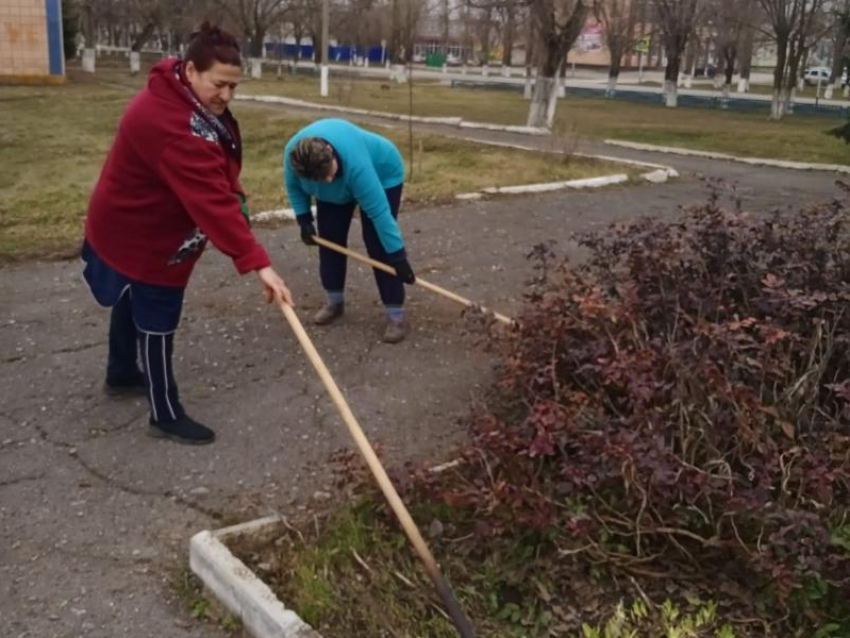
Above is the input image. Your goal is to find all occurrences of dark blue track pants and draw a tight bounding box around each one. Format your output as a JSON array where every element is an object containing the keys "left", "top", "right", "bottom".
[
  {"left": 316, "top": 184, "right": 404, "bottom": 307},
  {"left": 109, "top": 292, "right": 184, "bottom": 424}
]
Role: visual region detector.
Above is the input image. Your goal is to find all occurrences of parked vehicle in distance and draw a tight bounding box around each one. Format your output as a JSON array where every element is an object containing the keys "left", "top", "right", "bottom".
[{"left": 803, "top": 66, "right": 832, "bottom": 86}]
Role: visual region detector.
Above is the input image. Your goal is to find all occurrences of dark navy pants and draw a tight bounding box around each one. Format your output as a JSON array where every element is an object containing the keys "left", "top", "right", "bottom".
[
  {"left": 83, "top": 241, "right": 185, "bottom": 424},
  {"left": 109, "top": 292, "right": 184, "bottom": 423},
  {"left": 316, "top": 185, "right": 404, "bottom": 307}
]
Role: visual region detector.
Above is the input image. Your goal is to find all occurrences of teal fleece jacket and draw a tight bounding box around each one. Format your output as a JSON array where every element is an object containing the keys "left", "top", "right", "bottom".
[{"left": 283, "top": 119, "right": 406, "bottom": 254}]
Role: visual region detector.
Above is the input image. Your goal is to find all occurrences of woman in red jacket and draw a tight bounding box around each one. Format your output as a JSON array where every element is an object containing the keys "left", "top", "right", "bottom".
[{"left": 83, "top": 22, "right": 293, "bottom": 444}]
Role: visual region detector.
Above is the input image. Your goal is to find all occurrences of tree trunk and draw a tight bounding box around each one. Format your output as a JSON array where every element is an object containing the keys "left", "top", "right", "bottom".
[
  {"left": 607, "top": 42, "right": 622, "bottom": 97},
  {"left": 784, "top": 44, "right": 803, "bottom": 115},
  {"left": 524, "top": 15, "right": 534, "bottom": 99},
  {"left": 829, "top": 31, "right": 847, "bottom": 100},
  {"left": 770, "top": 34, "right": 788, "bottom": 120},
  {"left": 442, "top": 0, "right": 450, "bottom": 56},
  {"left": 390, "top": 0, "right": 400, "bottom": 63},
  {"left": 249, "top": 28, "right": 266, "bottom": 59},
  {"left": 527, "top": 36, "right": 571, "bottom": 127},
  {"left": 502, "top": 4, "right": 515, "bottom": 67},
  {"left": 527, "top": 75, "right": 560, "bottom": 127},
  {"left": 131, "top": 22, "right": 156, "bottom": 53},
  {"left": 737, "top": 25, "right": 753, "bottom": 92},
  {"left": 770, "top": 88, "right": 783, "bottom": 118},
  {"left": 527, "top": 0, "right": 587, "bottom": 127},
  {"left": 664, "top": 38, "right": 684, "bottom": 107}
]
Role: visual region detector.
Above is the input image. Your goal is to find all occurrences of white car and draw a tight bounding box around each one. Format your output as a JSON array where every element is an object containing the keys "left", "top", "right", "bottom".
[{"left": 803, "top": 66, "right": 834, "bottom": 86}]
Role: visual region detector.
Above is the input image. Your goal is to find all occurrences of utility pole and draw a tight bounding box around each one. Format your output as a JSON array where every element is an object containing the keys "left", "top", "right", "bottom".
[{"left": 321, "top": 0, "right": 329, "bottom": 96}]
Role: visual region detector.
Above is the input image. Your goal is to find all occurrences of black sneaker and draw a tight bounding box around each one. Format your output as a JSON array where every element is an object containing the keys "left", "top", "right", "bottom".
[
  {"left": 149, "top": 415, "right": 216, "bottom": 445},
  {"left": 105, "top": 372, "right": 147, "bottom": 397}
]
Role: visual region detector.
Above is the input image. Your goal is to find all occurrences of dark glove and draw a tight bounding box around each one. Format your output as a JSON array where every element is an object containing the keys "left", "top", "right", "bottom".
[
  {"left": 297, "top": 215, "right": 317, "bottom": 246},
  {"left": 392, "top": 258, "right": 416, "bottom": 284}
]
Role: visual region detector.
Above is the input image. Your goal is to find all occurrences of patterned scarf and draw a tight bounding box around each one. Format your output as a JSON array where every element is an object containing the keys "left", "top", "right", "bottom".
[{"left": 173, "top": 61, "right": 241, "bottom": 163}]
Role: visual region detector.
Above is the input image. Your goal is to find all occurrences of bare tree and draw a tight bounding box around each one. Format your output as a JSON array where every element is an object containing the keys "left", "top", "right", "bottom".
[
  {"left": 474, "top": 4, "right": 497, "bottom": 63},
  {"left": 128, "top": 0, "right": 164, "bottom": 52},
  {"left": 499, "top": 0, "right": 518, "bottom": 67},
  {"left": 442, "top": 0, "right": 451, "bottom": 56},
  {"left": 465, "top": 0, "right": 585, "bottom": 126},
  {"left": 593, "top": 0, "right": 637, "bottom": 96},
  {"left": 526, "top": 0, "right": 589, "bottom": 127},
  {"left": 758, "top": 0, "right": 828, "bottom": 119},
  {"left": 219, "top": 0, "right": 291, "bottom": 58},
  {"left": 389, "top": 0, "right": 426, "bottom": 62},
  {"left": 826, "top": 1, "right": 850, "bottom": 98},
  {"left": 736, "top": 19, "right": 757, "bottom": 90},
  {"left": 712, "top": 0, "right": 754, "bottom": 100},
  {"left": 656, "top": 0, "right": 706, "bottom": 107}
]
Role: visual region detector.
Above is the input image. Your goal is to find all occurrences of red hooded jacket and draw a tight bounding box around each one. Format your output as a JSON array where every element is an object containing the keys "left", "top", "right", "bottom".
[{"left": 85, "top": 58, "right": 270, "bottom": 287}]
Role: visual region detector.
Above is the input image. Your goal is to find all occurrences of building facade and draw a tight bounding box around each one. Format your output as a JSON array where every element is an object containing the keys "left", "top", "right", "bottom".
[{"left": 0, "top": 0, "right": 64, "bottom": 81}]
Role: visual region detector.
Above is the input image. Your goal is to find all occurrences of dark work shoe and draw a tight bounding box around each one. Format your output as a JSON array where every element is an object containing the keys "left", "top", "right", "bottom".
[
  {"left": 149, "top": 415, "right": 216, "bottom": 445},
  {"left": 382, "top": 319, "right": 409, "bottom": 344},
  {"left": 104, "top": 371, "right": 147, "bottom": 397},
  {"left": 313, "top": 302, "right": 344, "bottom": 325}
]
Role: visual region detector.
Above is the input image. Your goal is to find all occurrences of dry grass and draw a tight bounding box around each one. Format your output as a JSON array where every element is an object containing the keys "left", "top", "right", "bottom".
[{"left": 0, "top": 66, "right": 628, "bottom": 261}]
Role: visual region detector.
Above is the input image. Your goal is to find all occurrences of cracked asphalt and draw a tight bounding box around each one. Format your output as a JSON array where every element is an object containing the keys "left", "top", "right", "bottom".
[{"left": 1, "top": 121, "right": 841, "bottom": 637}]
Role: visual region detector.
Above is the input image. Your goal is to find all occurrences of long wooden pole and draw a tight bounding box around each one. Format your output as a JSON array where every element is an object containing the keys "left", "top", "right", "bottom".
[
  {"left": 277, "top": 300, "right": 476, "bottom": 638},
  {"left": 310, "top": 236, "right": 514, "bottom": 326}
]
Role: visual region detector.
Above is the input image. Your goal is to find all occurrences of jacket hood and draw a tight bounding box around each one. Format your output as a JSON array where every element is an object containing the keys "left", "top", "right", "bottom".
[{"left": 147, "top": 57, "right": 194, "bottom": 108}]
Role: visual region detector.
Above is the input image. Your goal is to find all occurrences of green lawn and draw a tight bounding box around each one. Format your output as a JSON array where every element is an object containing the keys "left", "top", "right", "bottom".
[
  {"left": 242, "top": 72, "right": 850, "bottom": 165},
  {"left": 4, "top": 61, "right": 846, "bottom": 261},
  {"left": 0, "top": 68, "right": 628, "bottom": 261}
]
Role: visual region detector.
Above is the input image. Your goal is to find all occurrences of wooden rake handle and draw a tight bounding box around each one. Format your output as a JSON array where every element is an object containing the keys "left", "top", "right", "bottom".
[
  {"left": 310, "top": 236, "right": 514, "bottom": 326},
  {"left": 277, "top": 300, "right": 476, "bottom": 638}
]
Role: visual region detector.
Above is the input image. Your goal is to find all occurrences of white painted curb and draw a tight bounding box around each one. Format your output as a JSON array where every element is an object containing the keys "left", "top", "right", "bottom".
[
  {"left": 451, "top": 135, "right": 678, "bottom": 183},
  {"left": 458, "top": 120, "right": 549, "bottom": 135},
  {"left": 446, "top": 136, "right": 677, "bottom": 199},
  {"left": 246, "top": 126, "right": 678, "bottom": 222},
  {"left": 604, "top": 139, "right": 850, "bottom": 174},
  {"left": 480, "top": 173, "right": 629, "bottom": 195},
  {"left": 190, "top": 515, "right": 322, "bottom": 638}
]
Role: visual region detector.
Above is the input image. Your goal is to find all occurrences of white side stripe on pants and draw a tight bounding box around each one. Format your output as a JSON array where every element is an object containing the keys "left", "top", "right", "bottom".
[
  {"left": 145, "top": 333, "right": 158, "bottom": 422},
  {"left": 161, "top": 334, "right": 176, "bottom": 420}
]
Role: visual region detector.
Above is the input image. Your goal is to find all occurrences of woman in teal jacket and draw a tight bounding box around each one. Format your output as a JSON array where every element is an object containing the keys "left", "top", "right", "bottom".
[{"left": 283, "top": 119, "right": 415, "bottom": 343}]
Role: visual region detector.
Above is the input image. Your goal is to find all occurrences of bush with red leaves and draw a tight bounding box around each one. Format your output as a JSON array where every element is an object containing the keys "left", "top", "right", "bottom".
[{"left": 443, "top": 187, "right": 850, "bottom": 628}]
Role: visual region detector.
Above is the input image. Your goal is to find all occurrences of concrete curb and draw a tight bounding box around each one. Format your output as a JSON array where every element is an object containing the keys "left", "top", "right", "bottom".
[
  {"left": 604, "top": 139, "right": 850, "bottom": 174},
  {"left": 479, "top": 173, "right": 630, "bottom": 195},
  {"left": 237, "top": 93, "right": 548, "bottom": 135},
  {"left": 254, "top": 168, "right": 639, "bottom": 220},
  {"left": 447, "top": 136, "right": 678, "bottom": 199},
  {"left": 189, "top": 516, "right": 322, "bottom": 638},
  {"left": 448, "top": 135, "right": 679, "bottom": 181},
  {"left": 189, "top": 458, "right": 465, "bottom": 636}
]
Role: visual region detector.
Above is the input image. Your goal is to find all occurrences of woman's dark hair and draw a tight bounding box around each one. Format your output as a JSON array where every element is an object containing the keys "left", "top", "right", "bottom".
[
  {"left": 290, "top": 138, "right": 335, "bottom": 181},
  {"left": 185, "top": 21, "right": 241, "bottom": 71}
]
